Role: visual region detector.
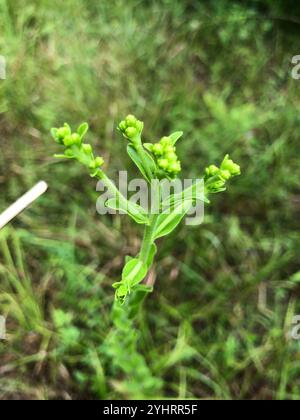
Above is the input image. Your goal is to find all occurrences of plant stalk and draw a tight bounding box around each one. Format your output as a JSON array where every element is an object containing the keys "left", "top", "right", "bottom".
[{"left": 139, "top": 182, "right": 161, "bottom": 265}]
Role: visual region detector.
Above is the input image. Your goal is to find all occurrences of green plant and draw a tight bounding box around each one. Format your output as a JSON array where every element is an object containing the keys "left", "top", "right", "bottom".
[
  {"left": 2, "top": 0, "right": 299, "bottom": 400},
  {"left": 51, "top": 115, "right": 240, "bottom": 397},
  {"left": 51, "top": 115, "right": 241, "bottom": 305}
]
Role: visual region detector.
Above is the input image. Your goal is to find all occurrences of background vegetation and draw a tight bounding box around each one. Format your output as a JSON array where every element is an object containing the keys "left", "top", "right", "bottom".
[{"left": 0, "top": 0, "right": 300, "bottom": 400}]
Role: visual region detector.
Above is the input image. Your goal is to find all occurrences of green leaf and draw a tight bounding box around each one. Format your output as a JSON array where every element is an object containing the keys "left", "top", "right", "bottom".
[
  {"left": 122, "top": 258, "right": 148, "bottom": 289},
  {"left": 77, "top": 122, "right": 89, "bottom": 138},
  {"left": 51, "top": 128, "right": 58, "bottom": 141},
  {"left": 153, "top": 200, "right": 193, "bottom": 240},
  {"left": 143, "top": 143, "right": 153, "bottom": 153},
  {"left": 54, "top": 153, "right": 74, "bottom": 160},
  {"left": 105, "top": 198, "right": 149, "bottom": 225},
  {"left": 127, "top": 144, "right": 156, "bottom": 182},
  {"left": 133, "top": 284, "right": 153, "bottom": 293},
  {"left": 125, "top": 255, "right": 134, "bottom": 264},
  {"left": 162, "top": 179, "right": 209, "bottom": 208},
  {"left": 169, "top": 131, "right": 184, "bottom": 146}
]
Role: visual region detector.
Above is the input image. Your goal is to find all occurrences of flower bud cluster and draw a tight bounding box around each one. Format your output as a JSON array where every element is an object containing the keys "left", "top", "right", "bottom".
[
  {"left": 147, "top": 136, "right": 181, "bottom": 178},
  {"left": 51, "top": 123, "right": 104, "bottom": 176},
  {"left": 118, "top": 115, "right": 144, "bottom": 141},
  {"left": 205, "top": 155, "right": 241, "bottom": 192}
]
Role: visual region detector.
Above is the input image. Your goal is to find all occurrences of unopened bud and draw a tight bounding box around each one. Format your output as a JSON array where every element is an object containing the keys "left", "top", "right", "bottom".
[
  {"left": 165, "top": 152, "right": 177, "bottom": 162},
  {"left": 160, "top": 137, "right": 171, "bottom": 147},
  {"left": 220, "top": 170, "right": 231, "bottom": 181},
  {"left": 158, "top": 159, "right": 169, "bottom": 170},
  {"left": 205, "top": 165, "right": 219, "bottom": 178},
  {"left": 94, "top": 157, "right": 104, "bottom": 167},
  {"left": 63, "top": 135, "right": 75, "bottom": 147},
  {"left": 72, "top": 133, "right": 81, "bottom": 146},
  {"left": 125, "top": 115, "right": 137, "bottom": 127},
  {"left": 168, "top": 161, "right": 181, "bottom": 174},
  {"left": 126, "top": 127, "right": 138, "bottom": 139},
  {"left": 89, "top": 157, "right": 104, "bottom": 170},
  {"left": 164, "top": 145, "right": 175, "bottom": 154},
  {"left": 82, "top": 144, "right": 93, "bottom": 155},
  {"left": 57, "top": 127, "right": 69, "bottom": 140},
  {"left": 221, "top": 155, "right": 241, "bottom": 176},
  {"left": 119, "top": 120, "right": 127, "bottom": 132},
  {"left": 152, "top": 144, "right": 164, "bottom": 156}
]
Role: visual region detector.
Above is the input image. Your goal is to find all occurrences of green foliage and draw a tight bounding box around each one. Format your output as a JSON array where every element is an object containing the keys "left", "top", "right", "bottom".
[
  {"left": 51, "top": 113, "right": 239, "bottom": 399},
  {"left": 118, "top": 114, "right": 144, "bottom": 142},
  {"left": 1, "top": 0, "right": 300, "bottom": 401},
  {"left": 51, "top": 116, "right": 240, "bottom": 303},
  {"left": 102, "top": 300, "right": 163, "bottom": 398},
  {"left": 126, "top": 144, "right": 156, "bottom": 183},
  {"left": 153, "top": 200, "right": 194, "bottom": 241},
  {"left": 51, "top": 122, "right": 104, "bottom": 176},
  {"left": 113, "top": 259, "right": 149, "bottom": 303},
  {"left": 105, "top": 197, "right": 149, "bottom": 226},
  {"left": 204, "top": 155, "right": 241, "bottom": 193}
]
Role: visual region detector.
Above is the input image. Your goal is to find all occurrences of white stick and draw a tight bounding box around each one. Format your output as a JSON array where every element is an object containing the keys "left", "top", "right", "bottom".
[{"left": 0, "top": 181, "right": 48, "bottom": 230}]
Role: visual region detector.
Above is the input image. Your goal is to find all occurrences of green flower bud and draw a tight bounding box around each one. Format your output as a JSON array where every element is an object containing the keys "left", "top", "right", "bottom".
[
  {"left": 119, "top": 120, "right": 127, "bottom": 132},
  {"left": 165, "top": 152, "right": 177, "bottom": 162},
  {"left": 221, "top": 155, "right": 241, "bottom": 176},
  {"left": 164, "top": 145, "right": 176, "bottom": 154},
  {"left": 220, "top": 170, "right": 231, "bottom": 181},
  {"left": 125, "top": 114, "right": 137, "bottom": 127},
  {"left": 151, "top": 136, "right": 181, "bottom": 176},
  {"left": 230, "top": 162, "right": 241, "bottom": 176},
  {"left": 126, "top": 127, "right": 138, "bottom": 139},
  {"left": 82, "top": 144, "right": 93, "bottom": 155},
  {"left": 152, "top": 143, "right": 164, "bottom": 156},
  {"left": 135, "top": 120, "right": 143, "bottom": 132},
  {"left": 94, "top": 157, "right": 104, "bottom": 167},
  {"left": 168, "top": 161, "right": 181, "bottom": 174},
  {"left": 158, "top": 158, "right": 169, "bottom": 170},
  {"left": 119, "top": 115, "right": 143, "bottom": 142},
  {"left": 57, "top": 126, "right": 70, "bottom": 141},
  {"left": 72, "top": 133, "right": 81, "bottom": 146},
  {"left": 205, "top": 165, "right": 219, "bottom": 178},
  {"left": 160, "top": 136, "right": 171, "bottom": 147},
  {"left": 89, "top": 157, "right": 104, "bottom": 170},
  {"left": 63, "top": 135, "right": 75, "bottom": 147}
]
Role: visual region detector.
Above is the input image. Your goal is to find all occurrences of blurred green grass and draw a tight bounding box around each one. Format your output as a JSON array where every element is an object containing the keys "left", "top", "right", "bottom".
[{"left": 0, "top": 0, "right": 300, "bottom": 400}]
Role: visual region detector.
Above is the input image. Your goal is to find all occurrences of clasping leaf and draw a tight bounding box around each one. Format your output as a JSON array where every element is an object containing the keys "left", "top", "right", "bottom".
[
  {"left": 105, "top": 198, "right": 149, "bottom": 225},
  {"left": 153, "top": 200, "right": 193, "bottom": 240}
]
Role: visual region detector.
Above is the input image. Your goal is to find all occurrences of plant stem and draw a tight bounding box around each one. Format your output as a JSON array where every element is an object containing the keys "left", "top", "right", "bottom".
[
  {"left": 97, "top": 172, "right": 129, "bottom": 209},
  {"left": 139, "top": 182, "right": 161, "bottom": 265},
  {"left": 139, "top": 215, "right": 157, "bottom": 264},
  {"left": 98, "top": 171, "right": 160, "bottom": 269}
]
